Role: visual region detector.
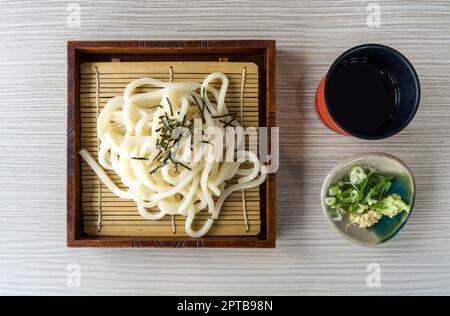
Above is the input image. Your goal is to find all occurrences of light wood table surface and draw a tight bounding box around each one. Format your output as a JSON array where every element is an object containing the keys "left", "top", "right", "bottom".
[{"left": 1, "top": 0, "right": 449, "bottom": 295}]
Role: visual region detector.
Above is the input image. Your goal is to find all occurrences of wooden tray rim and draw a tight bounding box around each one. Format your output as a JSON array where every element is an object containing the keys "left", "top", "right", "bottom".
[{"left": 67, "top": 40, "right": 276, "bottom": 248}]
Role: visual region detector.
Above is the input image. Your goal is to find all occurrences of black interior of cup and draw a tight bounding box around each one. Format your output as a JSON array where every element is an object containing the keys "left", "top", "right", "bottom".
[{"left": 324, "top": 44, "right": 420, "bottom": 140}]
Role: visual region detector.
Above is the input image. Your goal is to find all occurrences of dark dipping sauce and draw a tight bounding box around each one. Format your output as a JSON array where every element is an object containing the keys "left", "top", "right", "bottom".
[{"left": 326, "top": 60, "right": 398, "bottom": 136}]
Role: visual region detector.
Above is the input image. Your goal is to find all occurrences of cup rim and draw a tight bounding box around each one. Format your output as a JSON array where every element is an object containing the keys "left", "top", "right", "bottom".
[{"left": 324, "top": 43, "right": 421, "bottom": 140}]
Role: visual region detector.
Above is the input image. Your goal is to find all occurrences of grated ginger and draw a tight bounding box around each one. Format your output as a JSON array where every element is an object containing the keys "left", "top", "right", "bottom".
[{"left": 349, "top": 210, "right": 382, "bottom": 229}]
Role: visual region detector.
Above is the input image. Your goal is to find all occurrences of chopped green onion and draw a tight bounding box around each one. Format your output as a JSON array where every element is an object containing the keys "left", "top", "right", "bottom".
[
  {"left": 325, "top": 197, "right": 336, "bottom": 206},
  {"left": 325, "top": 165, "right": 411, "bottom": 228}
]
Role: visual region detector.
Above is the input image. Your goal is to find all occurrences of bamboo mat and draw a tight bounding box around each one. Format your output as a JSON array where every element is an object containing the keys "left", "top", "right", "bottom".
[{"left": 79, "top": 61, "right": 262, "bottom": 237}]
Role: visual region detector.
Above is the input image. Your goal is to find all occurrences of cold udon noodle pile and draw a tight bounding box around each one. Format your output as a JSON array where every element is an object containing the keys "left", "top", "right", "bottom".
[{"left": 80, "top": 73, "right": 267, "bottom": 237}]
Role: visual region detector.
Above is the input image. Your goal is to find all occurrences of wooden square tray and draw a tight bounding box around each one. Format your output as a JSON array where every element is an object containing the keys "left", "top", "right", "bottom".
[{"left": 67, "top": 40, "right": 276, "bottom": 248}]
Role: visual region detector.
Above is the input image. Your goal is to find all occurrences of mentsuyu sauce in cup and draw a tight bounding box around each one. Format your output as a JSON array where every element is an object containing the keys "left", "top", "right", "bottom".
[
  {"left": 327, "top": 60, "right": 398, "bottom": 135},
  {"left": 316, "top": 44, "right": 420, "bottom": 140}
]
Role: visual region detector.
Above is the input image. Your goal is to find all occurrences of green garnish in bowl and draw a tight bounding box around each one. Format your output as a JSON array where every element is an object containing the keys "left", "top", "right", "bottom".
[{"left": 325, "top": 165, "right": 411, "bottom": 229}]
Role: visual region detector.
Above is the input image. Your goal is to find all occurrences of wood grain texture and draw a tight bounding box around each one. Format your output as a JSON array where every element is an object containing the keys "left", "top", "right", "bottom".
[{"left": 1, "top": 0, "right": 450, "bottom": 295}]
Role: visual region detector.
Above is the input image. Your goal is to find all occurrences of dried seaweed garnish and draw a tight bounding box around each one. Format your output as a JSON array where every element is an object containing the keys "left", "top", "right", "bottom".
[
  {"left": 220, "top": 116, "right": 237, "bottom": 128},
  {"left": 149, "top": 94, "right": 222, "bottom": 174},
  {"left": 131, "top": 157, "right": 149, "bottom": 161},
  {"left": 201, "top": 96, "right": 211, "bottom": 114},
  {"left": 193, "top": 95, "right": 206, "bottom": 123},
  {"left": 166, "top": 97, "right": 174, "bottom": 116},
  {"left": 212, "top": 113, "right": 236, "bottom": 119}
]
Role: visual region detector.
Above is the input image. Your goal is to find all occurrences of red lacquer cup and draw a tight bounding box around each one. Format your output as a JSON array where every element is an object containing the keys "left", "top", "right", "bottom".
[
  {"left": 316, "top": 76, "right": 349, "bottom": 136},
  {"left": 315, "top": 44, "right": 420, "bottom": 140}
]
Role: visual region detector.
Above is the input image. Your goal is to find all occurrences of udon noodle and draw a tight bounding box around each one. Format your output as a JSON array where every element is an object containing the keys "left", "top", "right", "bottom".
[{"left": 80, "top": 72, "right": 267, "bottom": 237}]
